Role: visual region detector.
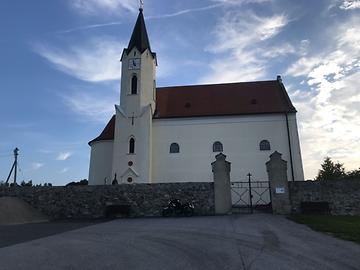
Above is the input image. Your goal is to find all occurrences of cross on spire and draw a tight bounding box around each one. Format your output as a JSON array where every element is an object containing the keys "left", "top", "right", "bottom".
[{"left": 139, "top": 0, "right": 144, "bottom": 11}]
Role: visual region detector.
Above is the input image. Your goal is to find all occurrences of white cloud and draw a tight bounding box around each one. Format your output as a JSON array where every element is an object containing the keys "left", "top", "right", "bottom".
[
  {"left": 56, "top": 152, "right": 73, "bottom": 161},
  {"left": 34, "top": 38, "right": 123, "bottom": 82},
  {"left": 200, "top": 11, "right": 290, "bottom": 83},
  {"left": 287, "top": 17, "right": 360, "bottom": 178},
  {"left": 34, "top": 36, "right": 173, "bottom": 83},
  {"left": 147, "top": 3, "right": 224, "bottom": 20},
  {"left": 58, "top": 21, "right": 124, "bottom": 34},
  {"left": 61, "top": 2, "right": 271, "bottom": 34},
  {"left": 286, "top": 56, "right": 322, "bottom": 77},
  {"left": 339, "top": 0, "right": 360, "bottom": 9},
  {"left": 60, "top": 3, "right": 230, "bottom": 34},
  {"left": 62, "top": 90, "right": 117, "bottom": 123},
  {"left": 60, "top": 168, "right": 69, "bottom": 173},
  {"left": 32, "top": 163, "right": 44, "bottom": 170},
  {"left": 213, "top": 0, "right": 272, "bottom": 4},
  {"left": 70, "top": 0, "right": 138, "bottom": 15}
]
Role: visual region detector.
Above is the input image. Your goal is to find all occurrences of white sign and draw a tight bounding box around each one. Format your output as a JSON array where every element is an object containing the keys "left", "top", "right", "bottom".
[{"left": 275, "top": 187, "right": 285, "bottom": 194}]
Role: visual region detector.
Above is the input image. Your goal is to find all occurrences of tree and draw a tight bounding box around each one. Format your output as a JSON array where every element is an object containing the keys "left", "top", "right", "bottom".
[
  {"left": 315, "top": 157, "right": 346, "bottom": 181},
  {"left": 66, "top": 179, "right": 88, "bottom": 186},
  {"left": 346, "top": 168, "right": 360, "bottom": 180},
  {"left": 20, "top": 180, "right": 33, "bottom": 187}
]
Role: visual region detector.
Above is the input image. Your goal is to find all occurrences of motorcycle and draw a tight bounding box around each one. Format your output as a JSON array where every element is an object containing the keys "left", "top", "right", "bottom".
[{"left": 162, "top": 199, "right": 194, "bottom": 217}]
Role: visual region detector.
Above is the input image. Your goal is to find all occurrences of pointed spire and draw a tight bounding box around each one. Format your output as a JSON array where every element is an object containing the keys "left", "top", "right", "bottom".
[{"left": 127, "top": 8, "right": 151, "bottom": 54}]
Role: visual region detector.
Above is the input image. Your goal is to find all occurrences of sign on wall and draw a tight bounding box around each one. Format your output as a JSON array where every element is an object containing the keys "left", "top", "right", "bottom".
[{"left": 275, "top": 187, "right": 285, "bottom": 194}]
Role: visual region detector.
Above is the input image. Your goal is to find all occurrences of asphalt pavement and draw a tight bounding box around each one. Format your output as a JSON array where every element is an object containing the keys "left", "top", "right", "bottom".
[{"left": 0, "top": 214, "right": 359, "bottom": 270}]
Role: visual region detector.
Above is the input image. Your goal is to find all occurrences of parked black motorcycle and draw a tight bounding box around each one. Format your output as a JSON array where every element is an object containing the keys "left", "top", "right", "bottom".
[{"left": 162, "top": 199, "right": 194, "bottom": 217}]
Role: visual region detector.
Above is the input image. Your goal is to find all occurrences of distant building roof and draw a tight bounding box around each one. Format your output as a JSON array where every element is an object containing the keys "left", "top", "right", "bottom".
[{"left": 89, "top": 79, "right": 296, "bottom": 145}]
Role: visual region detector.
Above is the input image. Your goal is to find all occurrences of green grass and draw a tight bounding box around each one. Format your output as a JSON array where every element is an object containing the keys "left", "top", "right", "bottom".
[{"left": 289, "top": 215, "right": 360, "bottom": 244}]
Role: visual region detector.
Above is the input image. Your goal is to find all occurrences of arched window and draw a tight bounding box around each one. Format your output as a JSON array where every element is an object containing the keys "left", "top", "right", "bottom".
[
  {"left": 131, "top": 75, "right": 137, "bottom": 95},
  {"left": 170, "top": 143, "right": 180, "bottom": 153},
  {"left": 259, "top": 140, "right": 271, "bottom": 151},
  {"left": 129, "top": 137, "right": 135, "bottom": 154},
  {"left": 213, "top": 141, "right": 223, "bottom": 152}
]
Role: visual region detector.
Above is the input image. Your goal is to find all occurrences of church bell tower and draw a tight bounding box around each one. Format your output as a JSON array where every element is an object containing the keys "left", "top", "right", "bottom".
[{"left": 111, "top": 7, "right": 157, "bottom": 184}]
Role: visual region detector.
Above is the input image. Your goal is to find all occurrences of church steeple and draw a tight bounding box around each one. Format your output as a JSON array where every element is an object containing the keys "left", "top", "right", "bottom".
[
  {"left": 113, "top": 2, "right": 157, "bottom": 184},
  {"left": 119, "top": 5, "right": 157, "bottom": 115},
  {"left": 126, "top": 9, "right": 152, "bottom": 54}
]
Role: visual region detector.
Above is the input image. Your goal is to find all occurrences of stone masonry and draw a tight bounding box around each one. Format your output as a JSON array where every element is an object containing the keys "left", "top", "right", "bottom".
[
  {"left": 212, "top": 153, "right": 232, "bottom": 215},
  {"left": 0, "top": 183, "right": 214, "bottom": 220},
  {"left": 266, "top": 151, "right": 291, "bottom": 215},
  {"left": 289, "top": 179, "right": 360, "bottom": 215}
]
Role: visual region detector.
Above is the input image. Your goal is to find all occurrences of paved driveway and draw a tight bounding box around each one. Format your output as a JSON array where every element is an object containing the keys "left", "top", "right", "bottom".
[{"left": 0, "top": 214, "right": 359, "bottom": 270}]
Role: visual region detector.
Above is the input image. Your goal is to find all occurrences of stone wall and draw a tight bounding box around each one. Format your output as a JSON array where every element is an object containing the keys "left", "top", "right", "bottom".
[
  {"left": 289, "top": 179, "right": 360, "bottom": 215},
  {"left": 0, "top": 182, "right": 214, "bottom": 220}
]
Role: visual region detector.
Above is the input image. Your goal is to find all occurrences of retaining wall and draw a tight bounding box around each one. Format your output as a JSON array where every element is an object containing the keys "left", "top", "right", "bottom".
[
  {"left": 0, "top": 183, "right": 214, "bottom": 220},
  {"left": 289, "top": 179, "right": 360, "bottom": 215}
]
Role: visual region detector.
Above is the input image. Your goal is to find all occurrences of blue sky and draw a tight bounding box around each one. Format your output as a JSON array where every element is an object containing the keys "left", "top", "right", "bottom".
[{"left": 0, "top": 0, "right": 359, "bottom": 185}]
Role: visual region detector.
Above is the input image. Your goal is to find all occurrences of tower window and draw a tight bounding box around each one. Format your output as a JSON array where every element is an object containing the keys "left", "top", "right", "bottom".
[
  {"left": 131, "top": 75, "right": 137, "bottom": 95},
  {"left": 129, "top": 137, "right": 135, "bottom": 154},
  {"left": 170, "top": 143, "right": 180, "bottom": 154},
  {"left": 259, "top": 140, "right": 271, "bottom": 151},
  {"left": 213, "top": 141, "right": 223, "bottom": 152}
]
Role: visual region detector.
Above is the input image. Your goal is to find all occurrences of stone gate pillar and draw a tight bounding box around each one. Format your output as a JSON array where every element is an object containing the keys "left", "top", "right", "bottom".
[
  {"left": 211, "top": 153, "right": 232, "bottom": 215},
  {"left": 266, "top": 151, "right": 291, "bottom": 214}
]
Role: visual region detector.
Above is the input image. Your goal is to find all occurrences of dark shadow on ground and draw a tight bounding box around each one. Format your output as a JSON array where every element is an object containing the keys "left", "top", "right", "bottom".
[{"left": 0, "top": 220, "right": 109, "bottom": 248}]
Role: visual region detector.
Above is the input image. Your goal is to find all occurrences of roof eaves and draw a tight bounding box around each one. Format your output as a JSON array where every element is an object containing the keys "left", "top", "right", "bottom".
[
  {"left": 276, "top": 79, "right": 297, "bottom": 113},
  {"left": 153, "top": 111, "right": 294, "bottom": 120}
]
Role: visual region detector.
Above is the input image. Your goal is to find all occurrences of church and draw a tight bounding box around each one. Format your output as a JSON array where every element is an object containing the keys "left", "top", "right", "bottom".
[{"left": 88, "top": 7, "right": 304, "bottom": 185}]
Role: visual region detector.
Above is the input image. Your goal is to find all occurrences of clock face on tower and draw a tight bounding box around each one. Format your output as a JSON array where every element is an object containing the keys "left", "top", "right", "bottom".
[{"left": 128, "top": 58, "right": 141, "bottom": 70}]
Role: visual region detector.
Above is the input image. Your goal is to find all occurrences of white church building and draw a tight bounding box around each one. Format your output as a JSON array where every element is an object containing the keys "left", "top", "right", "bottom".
[{"left": 88, "top": 8, "right": 304, "bottom": 185}]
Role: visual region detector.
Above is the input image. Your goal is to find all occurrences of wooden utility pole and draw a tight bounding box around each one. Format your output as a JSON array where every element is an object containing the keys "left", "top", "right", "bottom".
[{"left": 5, "top": 147, "right": 19, "bottom": 185}]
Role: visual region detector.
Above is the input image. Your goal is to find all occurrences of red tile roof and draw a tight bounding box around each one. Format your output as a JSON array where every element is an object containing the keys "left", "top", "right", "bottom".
[
  {"left": 88, "top": 115, "right": 115, "bottom": 145},
  {"left": 154, "top": 80, "right": 295, "bottom": 118},
  {"left": 89, "top": 80, "right": 296, "bottom": 145}
]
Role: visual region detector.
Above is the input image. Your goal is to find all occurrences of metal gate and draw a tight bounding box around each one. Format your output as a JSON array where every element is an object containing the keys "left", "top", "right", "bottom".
[{"left": 231, "top": 173, "right": 272, "bottom": 213}]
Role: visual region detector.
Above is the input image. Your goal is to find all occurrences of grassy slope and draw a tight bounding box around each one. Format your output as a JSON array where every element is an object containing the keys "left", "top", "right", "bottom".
[{"left": 289, "top": 215, "right": 360, "bottom": 244}]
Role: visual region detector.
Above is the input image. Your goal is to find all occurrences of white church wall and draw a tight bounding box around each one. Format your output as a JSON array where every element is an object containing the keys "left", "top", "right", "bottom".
[
  {"left": 140, "top": 49, "right": 156, "bottom": 112},
  {"left": 152, "top": 113, "right": 304, "bottom": 183},
  {"left": 111, "top": 106, "right": 153, "bottom": 184},
  {"left": 120, "top": 48, "right": 141, "bottom": 115},
  {"left": 120, "top": 48, "right": 156, "bottom": 116},
  {"left": 112, "top": 44, "right": 156, "bottom": 184},
  {"left": 287, "top": 113, "right": 305, "bottom": 181},
  {"left": 88, "top": 141, "right": 114, "bottom": 185}
]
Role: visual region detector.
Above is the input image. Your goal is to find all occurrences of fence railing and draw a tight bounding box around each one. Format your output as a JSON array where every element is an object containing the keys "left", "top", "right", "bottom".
[{"left": 230, "top": 174, "right": 271, "bottom": 213}]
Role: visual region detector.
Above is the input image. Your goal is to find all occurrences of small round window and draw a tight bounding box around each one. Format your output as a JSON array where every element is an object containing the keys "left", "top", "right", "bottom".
[{"left": 127, "top": 177, "right": 133, "bottom": 183}]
